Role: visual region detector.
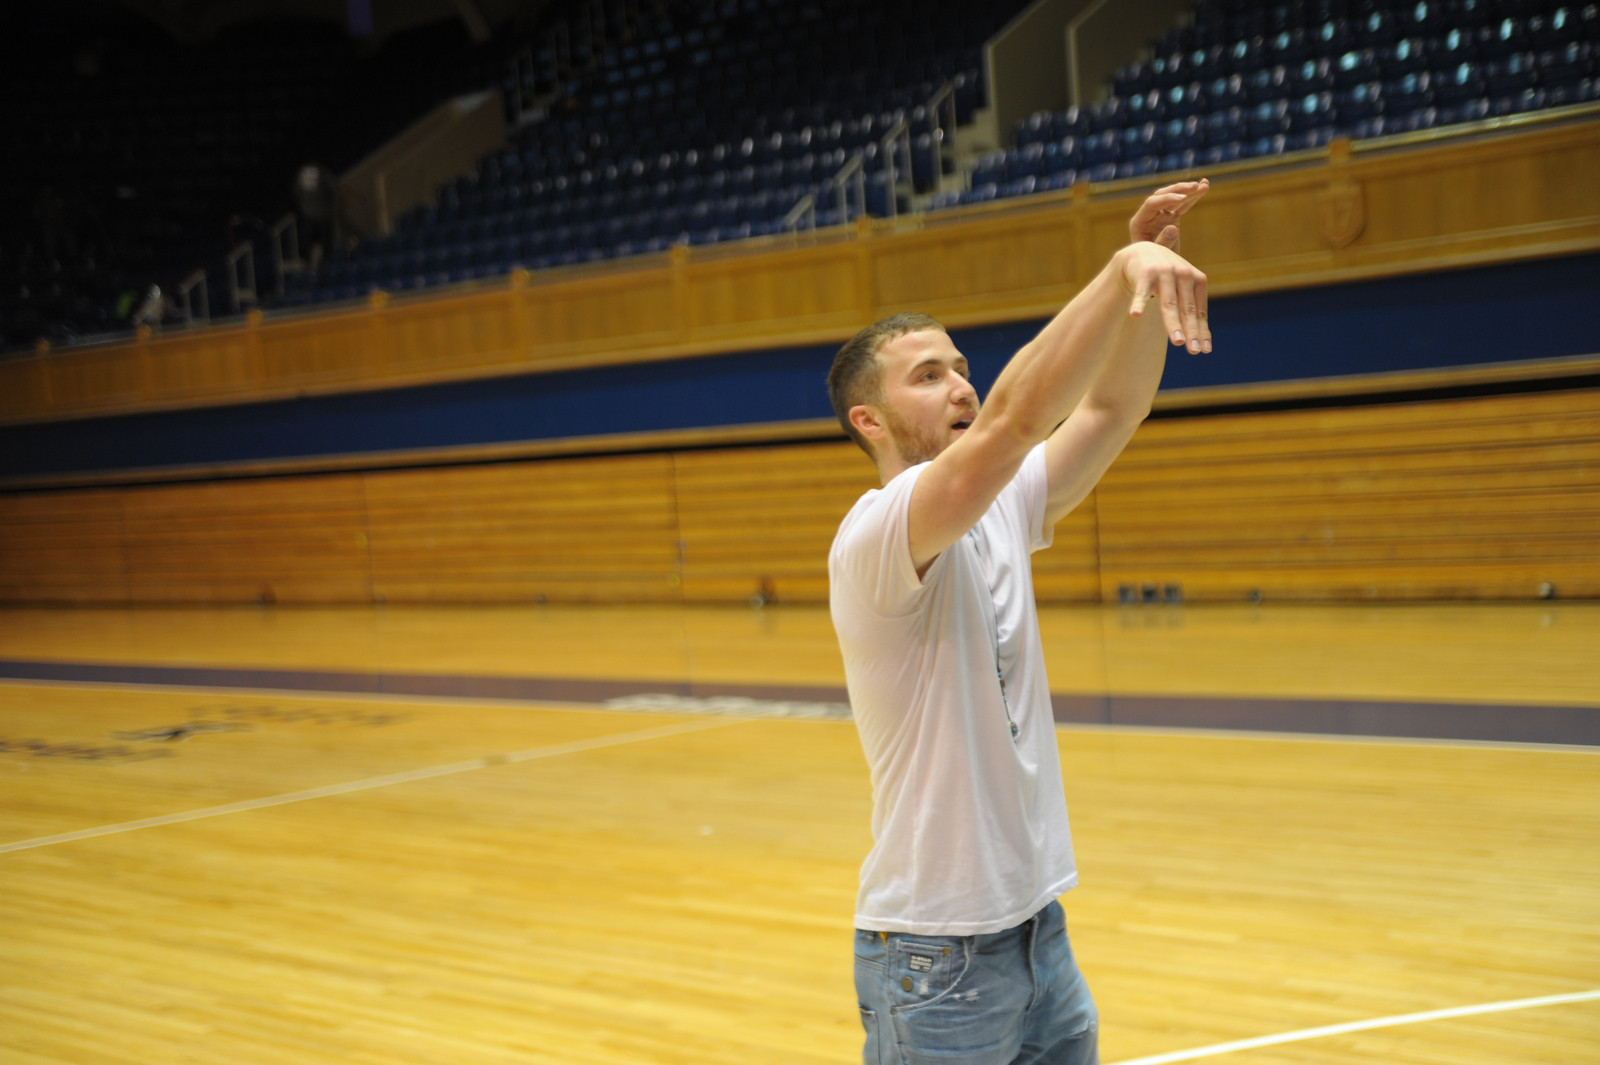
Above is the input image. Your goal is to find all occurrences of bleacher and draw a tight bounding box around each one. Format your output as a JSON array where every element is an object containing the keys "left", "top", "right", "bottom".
[
  {"left": 945, "top": 0, "right": 1599, "bottom": 208},
  {"left": 278, "top": 0, "right": 1015, "bottom": 308},
  {"left": 6, "top": 0, "right": 1594, "bottom": 341}
]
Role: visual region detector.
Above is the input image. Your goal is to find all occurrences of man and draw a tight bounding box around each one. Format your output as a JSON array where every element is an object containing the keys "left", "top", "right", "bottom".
[{"left": 827, "top": 180, "right": 1210, "bottom": 1065}]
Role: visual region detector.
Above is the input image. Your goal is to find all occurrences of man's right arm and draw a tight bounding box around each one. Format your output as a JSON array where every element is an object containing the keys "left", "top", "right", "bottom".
[{"left": 907, "top": 241, "right": 1205, "bottom": 572}]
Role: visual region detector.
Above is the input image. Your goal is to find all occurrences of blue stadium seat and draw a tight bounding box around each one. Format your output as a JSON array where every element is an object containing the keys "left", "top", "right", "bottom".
[
  {"left": 1005, "top": 142, "right": 1046, "bottom": 181},
  {"left": 999, "top": 175, "right": 1037, "bottom": 199},
  {"left": 1340, "top": 81, "right": 1385, "bottom": 123},
  {"left": 1247, "top": 99, "right": 1292, "bottom": 139},
  {"left": 1120, "top": 122, "right": 1162, "bottom": 159},
  {"left": 1207, "top": 73, "right": 1247, "bottom": 110},
  {"left": 958, "top": 182, "right": 999, "bottom": 206},
  {"left": 1202, "top": 106, "right": 1245, "bottom": 145},
  {"left": 1246, "top": 64, "right": 1292, "bottom": 102},
  {"left": 1163, "top": 115, "right": 1205, "bottom": 152},
  {"left": 970, "top": 150, "right": 1006, "bottom": 188},
  {"left": 1538, "top": 42, "right": 1594, "bottom": 90},
  {"left": 1433, "top": 61, "right": 1488, "bottom": 106},
  {"left": 1082, "top": 130, "right": 1120, "bottom": 168},
  {"left": 1040, "top": 169, "right": 1078, "bottom": 191},
  {"left": 1201, "top": 141, "right": 1243, "bottom": 166}
]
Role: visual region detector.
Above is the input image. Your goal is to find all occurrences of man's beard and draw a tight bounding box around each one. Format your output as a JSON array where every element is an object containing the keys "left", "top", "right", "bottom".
[{"left": 883, "top": 407, "right": 952, "bottom": 467}]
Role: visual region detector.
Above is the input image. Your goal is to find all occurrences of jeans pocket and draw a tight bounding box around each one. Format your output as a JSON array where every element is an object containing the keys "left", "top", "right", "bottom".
[{"left": 888, "top": 938, "right": 968, "bottom": 1013}]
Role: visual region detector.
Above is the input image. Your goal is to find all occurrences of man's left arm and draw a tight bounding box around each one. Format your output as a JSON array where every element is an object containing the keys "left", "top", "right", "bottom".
[{"left": 1043, "top": 180, "right": 1210, "bottom": 526}]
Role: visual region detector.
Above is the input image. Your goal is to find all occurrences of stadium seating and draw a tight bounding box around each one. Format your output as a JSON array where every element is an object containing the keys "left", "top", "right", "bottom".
[
  {"left": 276, "top": 0, "right": 1030, "bottom": 308},
  {"left": 951, "top": 0, "right": 1599, "bottom": 212}
]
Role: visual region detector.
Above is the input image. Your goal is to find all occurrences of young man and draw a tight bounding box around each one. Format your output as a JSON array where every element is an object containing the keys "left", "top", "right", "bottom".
[{"left": 827, "top": 181, "right": 1210, "bottom": 1065}]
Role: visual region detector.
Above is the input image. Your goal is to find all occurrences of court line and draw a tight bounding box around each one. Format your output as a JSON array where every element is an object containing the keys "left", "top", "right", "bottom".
[
  {"left": 4, "top": 678, "right": 1596, "bottom": 752},
  {"left": 0, "top": 717, "right": 742, "bottom": 855},
  {"left": 1109, "top": 988, "right": 1600, "bottom": 1065}
]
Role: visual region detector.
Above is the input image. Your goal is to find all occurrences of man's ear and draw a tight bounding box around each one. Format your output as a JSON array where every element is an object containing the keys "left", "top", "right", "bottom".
[{"left": 849, "top": 404, "right": 887, "bottom": 449}]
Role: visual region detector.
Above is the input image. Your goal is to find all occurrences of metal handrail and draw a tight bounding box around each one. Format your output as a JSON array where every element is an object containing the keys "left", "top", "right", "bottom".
[
  {"left": 829, "top": 152, "right": 867, "bottom": 221},
  {"left": 925, "top": 79, "right": 958, "bottom": 178},
  {"left": 877, "top": 116, "right": 914, "bottom": 219},
  {"left": 178, "top": 270, "right": 209, "bottom": 324},
  {"left": 271, "top": 213, "right": 301, "bottom": 296},
  {"left": 782, "top": 191, "right": 817, "bottom": 233},
  {"left": 225, "top": 242, "right": 257, "bottom": 313}
]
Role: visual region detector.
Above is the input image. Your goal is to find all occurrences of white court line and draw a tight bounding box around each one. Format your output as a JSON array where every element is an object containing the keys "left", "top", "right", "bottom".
[
  {"left": 0, "top": 717, "right": 741, "bottom": 855},
  {"left": 1110, "top": 988, "right": 1600, "bottom": 1065},
  {"left": 5, "top": 678, "right": 1596, "bottom": 751}
]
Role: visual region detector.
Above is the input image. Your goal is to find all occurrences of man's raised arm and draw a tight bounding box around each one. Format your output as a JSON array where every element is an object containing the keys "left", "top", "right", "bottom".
[
  {"left": 906, "top": 198, "right": 1210, "bottom": 570},
  {"left": 1040, "top": 181, "right": 1211, "bottom": 526}
]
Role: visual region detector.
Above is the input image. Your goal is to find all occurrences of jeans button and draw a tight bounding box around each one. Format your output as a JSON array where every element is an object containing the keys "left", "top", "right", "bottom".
[{"left": 901, "top": 976, "right": 913, "bottom": 991}]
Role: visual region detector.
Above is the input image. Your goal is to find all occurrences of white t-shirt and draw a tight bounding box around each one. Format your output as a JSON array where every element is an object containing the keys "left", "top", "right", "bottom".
[{"left": 829, "top": 444, "right": 1077, "bottom": 935}]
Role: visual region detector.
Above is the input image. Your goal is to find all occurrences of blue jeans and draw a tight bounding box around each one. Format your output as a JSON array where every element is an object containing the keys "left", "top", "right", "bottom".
[{"left": 853, "top": 900, "right": 1098, "bottom": 1065}]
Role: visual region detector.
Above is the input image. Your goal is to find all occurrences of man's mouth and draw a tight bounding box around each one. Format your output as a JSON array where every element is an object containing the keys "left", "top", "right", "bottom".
[{"left": 951, "top": 415, "right": 974, "bottom": 431}]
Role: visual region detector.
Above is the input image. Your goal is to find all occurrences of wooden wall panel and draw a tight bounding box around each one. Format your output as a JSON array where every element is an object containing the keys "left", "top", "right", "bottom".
[
  {"left": 362, "top": 454, "right": 681, "bottom": 603},
  {"left": 41, "top": 344, "right": 146, "bottom": 414},
  {"left": 871, "top": 208, "right": 1087, "bottom": 322},
  {"left": 141, "top": 327, "right": 259, "bottom": 403},
  {"left": 0, "top": 490, "right": 128, "bottom": 603},
  {"left": 253, "top": 309, "right": 383, "bottom": 390},
  {"left": 673, "top": 441, "right": 1104, "bottom": 604},
  {"left": 1032, "top": 493, "right": 1102, "bottom": 602},
  {"left": 8, "top": 118, "right": 1594, "bottom": 427},
  {"left": 673, "top": 441, "right": 876, "bottom": 603},
  {"left": 519, "top": 268, "right": 680, "bottom": 363},
  {"left": 0, "top": 388, "right": 1594, "bottom": 606},
  {"left": 0, "top": 358, "right": 50, "bottom": 421},
  {"left": 685, "top": 242, "right": 865, "bottom": 344},
  {"left": 383, "top": 289, "right": 520, "bottom": 377},
  {"left": 1095, "top": 388, "right": 1600, "bottom": 601},
  {"left": 117, "top": 475, "right": 373, "bottom": 604}
]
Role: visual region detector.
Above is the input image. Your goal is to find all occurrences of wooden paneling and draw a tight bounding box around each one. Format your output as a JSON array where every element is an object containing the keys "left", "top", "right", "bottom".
[
  {"left": 673, "top": 441, "right": 877, "bottom": 604},
  {"left": 382, "top": 286, "right": 521, "bottom": 377},
  {"left": 1033, "top": 492, "right": 1102, "bottom": 602},
  {"left": 1096, "top": 388, "right": 1600, "bottom": 601},
  {"left": 672, "top": 441, "right": 1105, "bottom": 605},
  {"left": 142, "top": 325, "right": 260, "bottom": 402},
  {"left": 684, "top": 240, "right": 866, "bottom": 344},
  {"left": 3, "top": 118, "right": 1594, "bottom": 427},
  {"left": 518, "top": 266, "right": 681, "bottom": 363},
  {"left": 362, "top": 454, "right": 681, "bottom": 603},
  {"left": 1, "top": 387, "right": 1595, "bottom": 605},
  {"left": 117, "top": 475, "right": 373, "bottom": 604},
  {"left": 0, "top": 490, "right": 127, "bottom": 604}
]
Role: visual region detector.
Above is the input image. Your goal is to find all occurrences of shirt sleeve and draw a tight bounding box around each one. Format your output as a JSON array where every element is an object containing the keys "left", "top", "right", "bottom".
[
  {"left": 1011, "top": 443, "right": 1055, "bottom": 554},
  {"left": 830, "top": 463, "right": 929, "bottom": 616}
]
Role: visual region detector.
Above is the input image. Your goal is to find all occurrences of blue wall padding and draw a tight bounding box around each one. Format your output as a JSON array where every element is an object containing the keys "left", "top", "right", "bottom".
[{"left": 3, "top": 251, "right": 1595, "bottom": 480}]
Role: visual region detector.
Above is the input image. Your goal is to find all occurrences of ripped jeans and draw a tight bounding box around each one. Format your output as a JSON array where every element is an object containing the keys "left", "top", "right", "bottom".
[{"left": 853, "top": 899, "right": 1098, "bottom": 1065}]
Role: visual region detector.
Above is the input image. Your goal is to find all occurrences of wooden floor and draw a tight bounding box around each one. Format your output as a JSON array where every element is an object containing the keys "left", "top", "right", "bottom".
[{"left": 1, "top": 603, "right": 1597, "bottom": 1065}]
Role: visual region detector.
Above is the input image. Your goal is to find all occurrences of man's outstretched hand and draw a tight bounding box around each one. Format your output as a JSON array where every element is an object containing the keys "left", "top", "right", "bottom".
[
  {"left": 1128, "top": 178, "right": 1209, "bottom": 251},
  {"left": 1118, "top": 240, "right": 1209, "bottom": 354}
]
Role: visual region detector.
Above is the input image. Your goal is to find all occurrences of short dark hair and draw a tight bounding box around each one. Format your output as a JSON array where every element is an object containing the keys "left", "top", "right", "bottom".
[{"left": 827, "top": 312, "right": 945, "bottom": 456}]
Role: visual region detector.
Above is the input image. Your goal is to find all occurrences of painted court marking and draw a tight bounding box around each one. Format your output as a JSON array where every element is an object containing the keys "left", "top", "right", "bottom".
[
  {"left": 1109, "top": 988, "right": 1600, "bottom": 1065},
  {"left": 0, "top": 717, "right": 741, "bottom": 854}
]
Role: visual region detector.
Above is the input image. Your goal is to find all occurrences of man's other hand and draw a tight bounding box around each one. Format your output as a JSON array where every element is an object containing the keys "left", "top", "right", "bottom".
[{"left": 1128, "top": 178, "right": 1209, "bottom": 250}]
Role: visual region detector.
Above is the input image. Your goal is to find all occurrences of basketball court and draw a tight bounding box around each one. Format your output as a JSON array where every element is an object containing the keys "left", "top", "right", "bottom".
[{"left": 2, "top": 601, "right": 1595, "bottom": 1064}]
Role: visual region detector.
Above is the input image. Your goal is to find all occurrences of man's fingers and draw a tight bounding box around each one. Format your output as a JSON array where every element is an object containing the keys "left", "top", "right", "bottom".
[
  {"left": 1194, "top": 270, "right": 1211, "bottom": 353},
  {"left": 1178, "top": 267, "right": 1203, "bottom": 354},
  {"left": 1128, "top": 276, "right": 1153, "bottom": 318},
  {"left": 1158, "top": 268, "right": 1183, "bottom": 345},
  {"left": 1156, "top": 224, "right": 1180, "bottom": 249}
]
